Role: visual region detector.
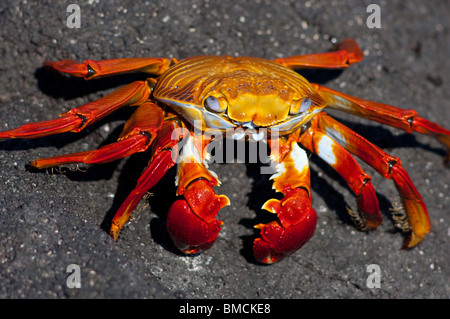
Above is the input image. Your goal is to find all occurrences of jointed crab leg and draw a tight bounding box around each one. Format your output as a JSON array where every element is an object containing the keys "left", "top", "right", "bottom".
[
  {"left": 45, "top": 57, "right": 172, "bottom": 80},
  {"left": 109, "top": 115, "right": 186, "bottom": 240},
  {"left": 0, "top": 80, "right": 152, "bottom": 140},
  {"left": 314, "top": 84, "right": 450, "bottom": 159},
  {"left": 298, "top": 114, "right": 382, "bottom": 230},
  {"left": 315, "top": 113, "right": 430, "bottom": 248},
  {"left": 253, "top": 139, "right": 317, "bottom": 264},
  {"left": 166, "top": 134, "right": 230, "bottom": 254},
  {"left": 31, "top": 102, "right": 163, "bottom": 169},
  {"left": 275, "top": 38, "right": 363, "bottom": 69}
]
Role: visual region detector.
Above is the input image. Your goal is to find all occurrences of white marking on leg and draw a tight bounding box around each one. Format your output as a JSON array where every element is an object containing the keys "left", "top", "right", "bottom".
[
  {"left": 317, "top": 135, "right": 337, "bottom": 165},
  {"left": 324, "top": 127, "right": 347, "bottom": 148},
  {"left": 179, "top": 134, "right": 202, "bottom": 164},
  {"left": 270, "top": 162, "right": 286, "bottom": 180},
  {"left": 269, "top": 142, "right": 309, "bottom": 183},
  {"left": 289, "top": 142, "right": 309, "bottom": 173},
  {"left": 176, "top": 134, "right": 220, "bottom": 186}
]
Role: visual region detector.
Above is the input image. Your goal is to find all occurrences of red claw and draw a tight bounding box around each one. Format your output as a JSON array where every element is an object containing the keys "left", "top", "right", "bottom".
[
  {"left": 166, "top": 179, "right": 229, "bottom": 254},
  {"left": 166, "top": 199, "right": 222, "bottom": 254},
  {"left": 254, "top": 188, "right": 317, "bottom": 264}
]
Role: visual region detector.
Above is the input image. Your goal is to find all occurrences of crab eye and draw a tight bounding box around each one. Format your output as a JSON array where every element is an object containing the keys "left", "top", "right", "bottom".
[
  {"left": 290, "top": 97, "right": 312, "bottom": 115},
  {"left": 204, "top": 96, "right": 227, "bottom": 113},
  {"left": 299, "top": 97, "right": 311, "bottom": 112}
]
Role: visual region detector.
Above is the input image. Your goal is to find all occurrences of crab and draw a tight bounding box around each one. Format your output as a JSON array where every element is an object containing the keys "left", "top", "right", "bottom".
[{"left": 1, "top": 39, "right": 449, "bottom": 264}]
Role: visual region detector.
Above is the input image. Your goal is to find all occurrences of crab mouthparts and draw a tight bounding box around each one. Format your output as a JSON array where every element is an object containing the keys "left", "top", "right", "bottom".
[
  {"left": 233, "top": 120, "right": 258, "bottom": 129},
  {"left": 230, "top": 121, "right": 266, "bottom": 141}
]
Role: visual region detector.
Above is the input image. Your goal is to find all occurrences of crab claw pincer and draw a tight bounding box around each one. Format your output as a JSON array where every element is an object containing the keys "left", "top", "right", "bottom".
[
  {"left": 253, "top": 188, "right": 317, "bottom": 264},
  {"left": 166, "top": 179, "right": 229, "bottom": 254}
]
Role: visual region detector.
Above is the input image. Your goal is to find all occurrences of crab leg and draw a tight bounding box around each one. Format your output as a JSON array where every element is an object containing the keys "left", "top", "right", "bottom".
[
  {"left": 166, "top": 134, "right": 230, "bottom": 254},
  {"left": 45, "top": 57, "right": 172, "bottom": 79},
  {"left": 275, "top": 39, "right": 363, "bottom": 69},
  {"left": 109, "top": 115, "right": 187, "bottom": 240},
  {"left": 30, "top": 102, "right": 163, "bottom": 169},
  {"left": 314, "top": 84, "right": 450, "bottom": 161},
  {"left": 0, "top": 80, "right": 152, "bottom": 140},
  {"left": 298, "top": 114, "right": 382, "bottom": 230},
  {"left": 316, "top": 113, "right": 430, "bottom": 248},
  {"left": 253, "top": 139, "right": 317, "bottom": 264}
]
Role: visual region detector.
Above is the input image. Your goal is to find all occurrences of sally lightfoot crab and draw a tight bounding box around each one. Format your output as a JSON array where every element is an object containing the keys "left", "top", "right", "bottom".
[{"left": 1, "top": 39, "right": 449, "bottom": 264}]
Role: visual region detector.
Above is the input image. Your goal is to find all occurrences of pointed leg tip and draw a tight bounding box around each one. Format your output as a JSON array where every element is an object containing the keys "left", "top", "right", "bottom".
[
  {"left": 43, "top": 59, "right": 89, "bottom": 77},
  {"left": 360, "top": 211, "right": 382, "bottom": 230},
  {"left": 0, "top": 130, "right": 15, "bottom": 140},
  {"left": 109, "top": 226, "right": 120, "bottom": 241},
  {"left": 0, "top": 128, "right": 11, "bottom": 139},
  {"left": 338, "top": 38, "right": 364, "bottom": 64},
  {"left": 43, "top": 61, "right": 56, "bottom": 68},
  {"left": 401, "top": 232, "right": 425, "bottom": 250},
  {"left": 30, "top": 160, "right": 45, "bottom": 169}
]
